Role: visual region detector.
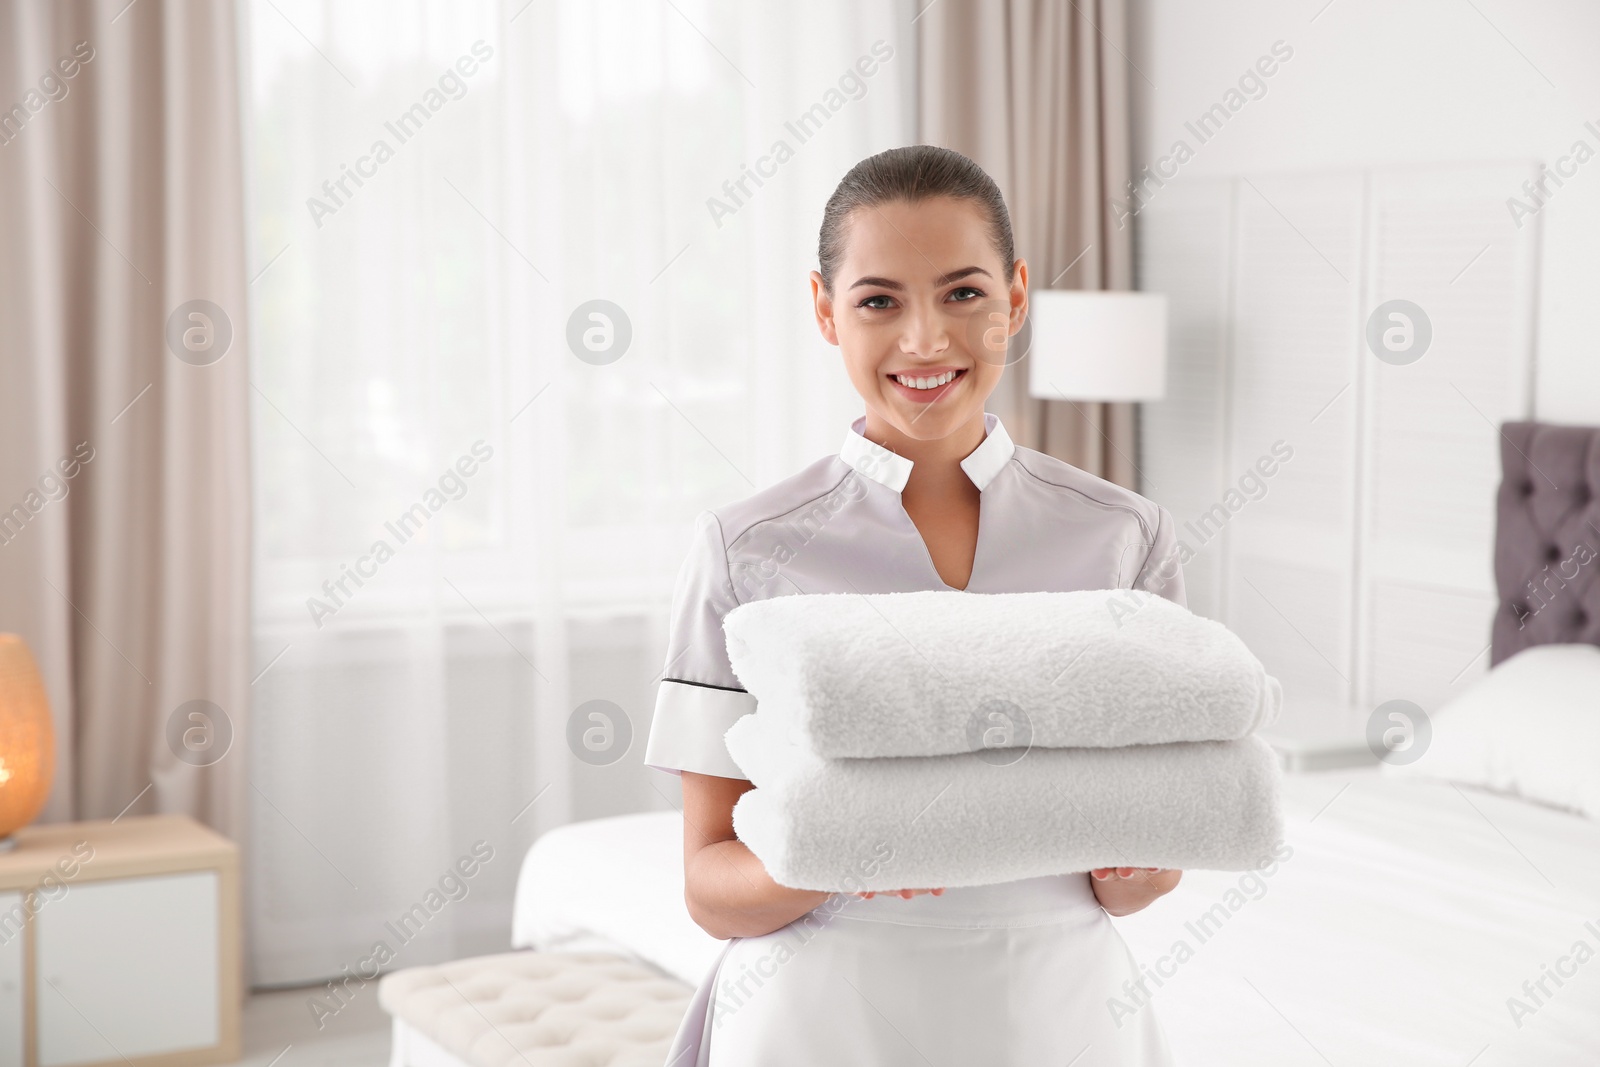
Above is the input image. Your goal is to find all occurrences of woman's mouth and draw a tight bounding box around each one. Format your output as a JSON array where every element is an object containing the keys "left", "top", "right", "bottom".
[{"left": 887, "top": 367, "right": 966, "bottom": 403}]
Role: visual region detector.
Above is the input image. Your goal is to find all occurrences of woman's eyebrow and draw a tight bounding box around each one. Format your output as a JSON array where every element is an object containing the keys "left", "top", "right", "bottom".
[{"left": 848, "top": 266, "right": 993, "bottom": 291}]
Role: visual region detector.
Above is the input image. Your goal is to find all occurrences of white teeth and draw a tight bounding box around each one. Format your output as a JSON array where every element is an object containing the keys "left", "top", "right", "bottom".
[{"left": 894, "top": 370, "right": 958, "bottom": 390}]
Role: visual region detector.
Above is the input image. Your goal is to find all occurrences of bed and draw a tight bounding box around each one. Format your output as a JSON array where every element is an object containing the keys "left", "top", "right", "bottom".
[
  {"left": 506, "top": 419, "right": 1600, "bottom": 1065},
  {"left": 510, "top": 767, "right": 1600, "bottom": 1064}
]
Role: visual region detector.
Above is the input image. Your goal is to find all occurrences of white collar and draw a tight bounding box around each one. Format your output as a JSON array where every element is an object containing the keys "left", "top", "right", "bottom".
[{"left": 839, "top": 411, "right": 1015, "bottom": 493}]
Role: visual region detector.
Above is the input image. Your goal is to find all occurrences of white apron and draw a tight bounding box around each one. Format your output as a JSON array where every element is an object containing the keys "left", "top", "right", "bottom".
[{"left": 663, "top": 872, "right": 1176, "bottom": 1066}]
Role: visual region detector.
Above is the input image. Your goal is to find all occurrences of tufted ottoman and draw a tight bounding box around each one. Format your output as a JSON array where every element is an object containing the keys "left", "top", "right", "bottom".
[{"left": 379, "top": 950, "right": 694, "bottom": 1067}]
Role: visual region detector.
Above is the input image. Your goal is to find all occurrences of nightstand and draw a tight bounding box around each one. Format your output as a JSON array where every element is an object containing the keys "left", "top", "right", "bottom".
[
  {"left": 1259, "top": 724, "right": 1381, "bottom": 772},
  {"left": 0, "top": 813, "right": 241, "bottom": 1067}
]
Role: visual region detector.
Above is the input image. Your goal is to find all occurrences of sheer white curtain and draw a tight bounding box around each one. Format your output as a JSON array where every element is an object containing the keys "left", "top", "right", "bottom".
[{"left": 241, "top": 0, "right": 913, "bottom": 987}]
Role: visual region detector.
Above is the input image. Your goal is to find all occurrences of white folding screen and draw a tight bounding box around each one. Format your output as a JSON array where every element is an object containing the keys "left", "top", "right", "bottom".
[
  {"left": 1134, "top": 181, "right": 1233, "bottom": 622},
  {"left": 1227, "top": 172, "right": 1365, "bottom": 730},
  {"left": 1137, "top": 163, "right": 1538, "bottom": 736},
  {"left": 1356, "top": 165, "right": 1539, "bottom": 720}
]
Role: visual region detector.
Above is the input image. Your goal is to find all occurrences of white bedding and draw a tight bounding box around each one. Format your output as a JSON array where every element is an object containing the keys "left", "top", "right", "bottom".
[
  {"left": 512, "top": 770, "right": 1600, "bottom": 1065},
  {"left": 1117, "top": 765, "right": 1600, "bottom": 1065},
  {"left": 511, "top": 811, "right": 724, "bottom": 985}
]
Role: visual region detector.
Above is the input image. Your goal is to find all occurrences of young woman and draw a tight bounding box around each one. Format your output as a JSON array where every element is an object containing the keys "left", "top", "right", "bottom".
[{"left": 644, "top": 145, "right": 1185, "bottom": 1066}]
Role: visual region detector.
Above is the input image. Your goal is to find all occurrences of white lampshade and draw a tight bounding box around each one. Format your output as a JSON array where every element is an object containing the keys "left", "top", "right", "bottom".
[{"left": 1026, "top": 290, "right": 1167, "bottom": 402}]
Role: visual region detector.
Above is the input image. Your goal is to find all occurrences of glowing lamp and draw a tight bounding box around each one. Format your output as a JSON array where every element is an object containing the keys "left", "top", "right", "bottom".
[{"left": 0, "top": 634, "right": 55, "bottom": 851}]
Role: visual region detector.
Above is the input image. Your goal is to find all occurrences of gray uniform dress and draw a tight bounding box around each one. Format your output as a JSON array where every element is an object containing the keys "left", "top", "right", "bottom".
[{"left": 647, "top": 411, "right": 1185, "bottom": 1066}]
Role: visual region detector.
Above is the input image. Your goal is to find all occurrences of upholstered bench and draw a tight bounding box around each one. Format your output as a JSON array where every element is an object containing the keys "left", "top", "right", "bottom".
[{"left": 379, "top": 950, "right": 694, "bottom": 1067}]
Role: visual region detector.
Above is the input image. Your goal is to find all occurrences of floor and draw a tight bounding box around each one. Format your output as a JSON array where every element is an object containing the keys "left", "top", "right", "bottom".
[{"left": 235, "top": 983, "right": 393, "bottom": 1066}]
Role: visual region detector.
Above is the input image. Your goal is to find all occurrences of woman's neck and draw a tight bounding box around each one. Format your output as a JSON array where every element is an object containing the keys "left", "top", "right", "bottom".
[{"left": 861, "top": 409, "right": 988, "bottom": 500}]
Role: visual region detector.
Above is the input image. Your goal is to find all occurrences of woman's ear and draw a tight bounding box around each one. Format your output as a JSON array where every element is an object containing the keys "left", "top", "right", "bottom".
[
  {"left": 810, "top": 270, "right": 840, "bottom": 345},
  {"left": 1009, "top": 258, "right": 1029, "bottom": 333}
]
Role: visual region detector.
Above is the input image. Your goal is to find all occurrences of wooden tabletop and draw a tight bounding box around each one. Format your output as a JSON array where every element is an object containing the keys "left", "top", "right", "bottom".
[{"left": 0, "top": 813, "right": 236, "bottom": 890}]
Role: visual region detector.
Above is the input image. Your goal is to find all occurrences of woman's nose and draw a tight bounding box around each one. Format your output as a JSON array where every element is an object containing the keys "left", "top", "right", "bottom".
[{"left": 900, "top": 302, "right": 950, "bottom": 357}]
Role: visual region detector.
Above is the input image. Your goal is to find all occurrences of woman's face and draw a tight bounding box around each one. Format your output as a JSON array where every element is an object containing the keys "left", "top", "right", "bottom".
[{"left": 810, "top": 195, "right": 1028, "bottom": 443}]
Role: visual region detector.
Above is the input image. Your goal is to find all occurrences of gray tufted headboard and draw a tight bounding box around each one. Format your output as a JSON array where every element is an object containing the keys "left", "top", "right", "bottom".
[{"left": 1492, "top": 420, "right": 1600, "bottom": 666}]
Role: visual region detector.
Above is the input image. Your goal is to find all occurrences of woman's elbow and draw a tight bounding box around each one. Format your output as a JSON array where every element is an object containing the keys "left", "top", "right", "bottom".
[{"left": 685, "top": 889, "right": 737, "bottom": 941}]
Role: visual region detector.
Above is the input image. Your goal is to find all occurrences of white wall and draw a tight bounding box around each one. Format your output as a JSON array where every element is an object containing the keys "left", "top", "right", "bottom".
[{"left": 1128, "top": 0, "right": 1600, "bottom": 424}]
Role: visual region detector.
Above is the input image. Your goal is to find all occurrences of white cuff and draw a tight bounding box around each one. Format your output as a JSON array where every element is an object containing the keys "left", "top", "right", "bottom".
[{"left": 644, "top": 679, "right": 758, "bottom": 779}]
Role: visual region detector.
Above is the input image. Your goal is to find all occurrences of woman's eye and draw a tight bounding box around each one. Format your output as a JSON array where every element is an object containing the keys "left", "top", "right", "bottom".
[{"left": 856, "top": 288, "right": 980, "bottom": 310}]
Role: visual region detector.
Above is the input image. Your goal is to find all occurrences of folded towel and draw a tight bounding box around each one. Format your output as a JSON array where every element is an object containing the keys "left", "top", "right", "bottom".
[
  {"left": 722, "top": 589, "right": 1281, "bottom": 759},
  {"left": 724, "top": 711, "right": 1285, "bottom": 891}
]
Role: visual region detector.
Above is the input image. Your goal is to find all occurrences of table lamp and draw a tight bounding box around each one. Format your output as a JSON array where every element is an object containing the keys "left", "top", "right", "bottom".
[
  {"left": 0, "top": 634, "right": 55, "bottom": 851},
  {"left": 1026, "top": 290, "right": 1167, "bottom": 402}
]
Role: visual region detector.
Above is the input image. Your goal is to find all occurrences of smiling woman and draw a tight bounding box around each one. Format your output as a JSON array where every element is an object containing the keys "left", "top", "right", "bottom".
[
  {"left": 814, "top": 148, "right": 1020, "bottom": 432},
  {"left": 802, "top": 152, "right": 1029, "bottom": 596},
  {"left": 656, "top": 144, "right": 1188, "bottom": 1066}
]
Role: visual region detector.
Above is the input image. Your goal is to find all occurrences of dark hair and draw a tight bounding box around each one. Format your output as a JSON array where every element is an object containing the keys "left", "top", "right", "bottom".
[{"left": 816, "top": 144, "right": 1015, "bottom": 297}]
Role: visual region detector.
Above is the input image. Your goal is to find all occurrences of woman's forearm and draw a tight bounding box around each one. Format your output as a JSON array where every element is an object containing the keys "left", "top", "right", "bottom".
[
  {"left": 680, "top": 770, "right": 831, "bottom": 939},
  {"left": 686, "top": 836, "right": 831, "bottom": 939}
]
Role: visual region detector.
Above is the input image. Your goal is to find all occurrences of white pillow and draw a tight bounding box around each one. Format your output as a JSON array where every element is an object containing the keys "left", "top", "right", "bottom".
[{"left": 1380, "top": 643, "right": 1600, "bottom": 818}]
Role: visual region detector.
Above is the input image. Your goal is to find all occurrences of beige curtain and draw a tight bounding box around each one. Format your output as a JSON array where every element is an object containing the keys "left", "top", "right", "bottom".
[
  {"left": 0, "top": 0, "right": 251, "bottom": 845},
  {"left": 918, "top": 0, "right": 1140, "bottom": 488}
]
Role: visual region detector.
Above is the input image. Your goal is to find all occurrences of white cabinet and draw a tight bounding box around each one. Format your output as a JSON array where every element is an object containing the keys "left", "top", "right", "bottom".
[
  {"left": 36, "top": 873, "right": 220, "bottom": 1066},
  {"left": 0, "top": 815, "right": 240, "bottom": 1067},
  {"left": 0, "top": 890, "right": 24, "bottom": 1067}
]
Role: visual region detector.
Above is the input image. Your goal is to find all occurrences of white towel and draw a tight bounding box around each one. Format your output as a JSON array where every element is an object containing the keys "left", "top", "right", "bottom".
[
  {"left": 722, "top": 589, "right": 1281, "bottom": 759},
  {"left": 724, "top": 711, "right": 1285, "bottom": 892}
]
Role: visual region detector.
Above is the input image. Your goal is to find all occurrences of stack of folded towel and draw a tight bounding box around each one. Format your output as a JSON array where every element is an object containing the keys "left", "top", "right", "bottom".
[{"left": 719, "top": 589, "right": 1285, "bottom": 892}]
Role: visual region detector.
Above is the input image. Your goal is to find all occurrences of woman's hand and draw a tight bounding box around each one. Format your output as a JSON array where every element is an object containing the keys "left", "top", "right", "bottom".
[
  {"left": 854, "top": 887, "right": 945, "bottom": 899},
  {"left": 1089, "top": 867, "right": 1182, "bottom": 917}
]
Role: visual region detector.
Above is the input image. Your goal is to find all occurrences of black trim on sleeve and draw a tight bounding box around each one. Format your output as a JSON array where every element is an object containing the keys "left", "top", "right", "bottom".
[{"left": 661, "top": 677, "right": 749, "bottom": 693}]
